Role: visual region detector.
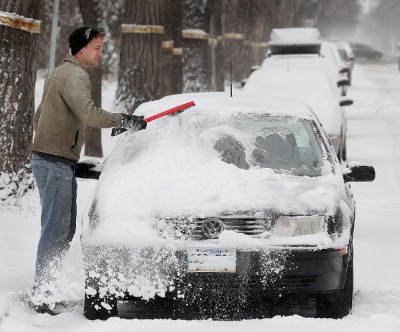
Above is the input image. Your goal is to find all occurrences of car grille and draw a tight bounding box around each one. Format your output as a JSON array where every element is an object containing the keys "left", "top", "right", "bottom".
[{"left": 191, "top": 217, "right": 268, "bottom": 238}]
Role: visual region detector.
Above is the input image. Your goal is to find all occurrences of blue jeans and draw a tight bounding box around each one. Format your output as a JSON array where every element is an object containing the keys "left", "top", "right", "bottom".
[{"left": 31, "top": 151, "right": 77, "bottom": 287}]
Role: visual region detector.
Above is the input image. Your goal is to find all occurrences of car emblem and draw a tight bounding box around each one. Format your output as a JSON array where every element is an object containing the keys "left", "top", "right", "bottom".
[{"left": 201, "top": 218, "right": 224, "bottom": 239}]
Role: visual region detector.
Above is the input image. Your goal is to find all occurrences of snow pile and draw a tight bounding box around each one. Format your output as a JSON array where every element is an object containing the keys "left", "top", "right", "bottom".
[
  {"left": 83, "top": 245, "right": 183, "bottom": 301},
  {"left": 0, "top": 170, "right": 35, "bottom": 202}
]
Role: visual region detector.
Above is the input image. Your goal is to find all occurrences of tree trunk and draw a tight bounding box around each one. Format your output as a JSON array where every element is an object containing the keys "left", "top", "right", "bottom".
[
  {"left": 0, "top": 0, "right": 41, "bottom": 199},
  {"left": 210, "top": 0, "right": 224, "bottom": 91},
  {"left": 115, "top": 0, "right": 166, "bottom": 113},
  {"left": 181, "top": 0, "right": 214, "bottom": 92},
  {"left": 222, "top": 0, "right": 247, "bottom": 84},
  {"left": 78, "top": 0, "right": 105, "bottom": 157},
  {"left": 161, "top": 0, "right": 182, "bottom": 96},
  {"left": 244, "top": 1, "right": 269, "bottom": 72}
]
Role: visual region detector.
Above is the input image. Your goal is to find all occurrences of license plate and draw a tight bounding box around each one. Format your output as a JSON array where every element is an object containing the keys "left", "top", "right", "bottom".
[{"left": 187, "top": 247, "right": 236, "bottom": 273}]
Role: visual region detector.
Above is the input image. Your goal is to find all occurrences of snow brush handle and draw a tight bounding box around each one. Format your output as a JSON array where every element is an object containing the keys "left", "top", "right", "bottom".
[
  {"left": 111, "top": 101, "right": 196, "bottom": 136},
  {"left": 144, "top": 101, "right": 196, "bottom": 122}
]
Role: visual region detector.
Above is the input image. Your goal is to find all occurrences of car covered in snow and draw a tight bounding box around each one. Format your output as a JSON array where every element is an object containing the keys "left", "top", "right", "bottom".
[
  {"left": 333, "top": 41, "right": 355, "bottom": 85},
  {"left": 243, "top": 59, "right": 352, "bottom": 161},
  {"left": 80, "top": 93, "right": 375, "bottom": 320},
  {"left": 267, "top": 28, "right": 350, "bottom": 96},
  {"left": 252, "top": 28, "right": 353, "bottom": 161}
]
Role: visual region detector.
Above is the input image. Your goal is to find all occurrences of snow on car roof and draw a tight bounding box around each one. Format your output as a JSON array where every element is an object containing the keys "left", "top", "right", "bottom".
[
  {"left": 269, "top": 27, "right": 321, "bottom": 45},
  {"left": 135, "top": 92, "right": 316, "bottom": 121},
  {"left": 260, "top": 53, "right": 340, "bottom": 90}
]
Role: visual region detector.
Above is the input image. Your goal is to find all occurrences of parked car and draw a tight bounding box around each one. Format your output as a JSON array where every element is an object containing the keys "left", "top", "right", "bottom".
[
  {"left": 334, "top": 42, "right": 355, "bottom": 85},
  {"left": 80, "top": 93, "right": 374, "bottom": 320},
  {"left": 243, "top": 55, "right": 352, "bottom": 161},
  {"left": 321, "top": 41, "right": 350, "bottom": 96},
  {"left": 267, "top": 28, "right": 350, "bottom": 97},
  {"left": 350, "top": 42, "right": 383, "bottom": 60},
  {"left": 267, "top": 27, "right": 322, "bottom": 55}
]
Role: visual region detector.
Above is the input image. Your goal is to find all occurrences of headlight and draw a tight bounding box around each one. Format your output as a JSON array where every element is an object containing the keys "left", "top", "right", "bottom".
[{"left": 273, "top": 215, "right": 326, "bottom": 237}]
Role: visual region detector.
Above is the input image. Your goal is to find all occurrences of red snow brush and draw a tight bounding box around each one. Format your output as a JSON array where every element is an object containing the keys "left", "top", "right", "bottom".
[{"left": 111, "top": 101, "right": 196, "bottom": 136}]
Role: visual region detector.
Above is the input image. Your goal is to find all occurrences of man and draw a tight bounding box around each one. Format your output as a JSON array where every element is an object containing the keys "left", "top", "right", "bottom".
[{"left": 30, "top": 26, "right": 145, "bottom": 314}]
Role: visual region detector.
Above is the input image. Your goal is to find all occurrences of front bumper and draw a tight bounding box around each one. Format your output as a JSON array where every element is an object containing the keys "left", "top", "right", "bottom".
[
  {"left": 83, "top": 244, "right": 349, "bottom": 299},
  {"left": 181, "top": 248, "right": 348, "bottom": 295}
]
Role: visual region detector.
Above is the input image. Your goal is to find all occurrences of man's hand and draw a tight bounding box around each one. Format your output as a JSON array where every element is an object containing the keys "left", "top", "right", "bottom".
[
  {"left": 74, "top": 160, "right": 101, "bottom": 179},
  {"left": 121, "top": 114, "right": 147, "bottom": 133}
]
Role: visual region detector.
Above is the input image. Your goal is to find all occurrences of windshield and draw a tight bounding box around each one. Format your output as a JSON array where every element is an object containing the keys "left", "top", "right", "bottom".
[{"left": 200, "top": 113, "right": 326, "bottom": 177}]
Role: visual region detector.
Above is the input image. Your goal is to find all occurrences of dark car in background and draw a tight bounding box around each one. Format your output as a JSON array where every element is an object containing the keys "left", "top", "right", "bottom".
[
  {"left": 81, "top": 93, "right": 375, "bottom": 321},
  {"left": 350, "top": 42, "right": 383, "bottom": 60}
]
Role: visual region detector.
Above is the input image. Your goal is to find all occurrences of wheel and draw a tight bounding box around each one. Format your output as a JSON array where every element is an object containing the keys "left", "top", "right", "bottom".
[
  {"left": 316, "top": 245, "right": 353, "bottom": 319},
  {"left": 341, "top": 254, "right": 354, "bottom": 315},
  {"left": 84, "top": 289, "right": 118, "bottom": 320}
]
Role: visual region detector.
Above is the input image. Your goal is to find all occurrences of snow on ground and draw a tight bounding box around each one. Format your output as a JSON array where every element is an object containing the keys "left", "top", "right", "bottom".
[{"left": 1, "top": 58, "right": 400, "bottom": 331}]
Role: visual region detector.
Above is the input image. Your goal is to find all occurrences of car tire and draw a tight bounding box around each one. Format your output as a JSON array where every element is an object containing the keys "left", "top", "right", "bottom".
[
  {"left": 83, "top": 290, "right": 118, "bottom": 320},
  {"left": 342, "top": 253, "right": 354, "bottom": 315},
  {"left": 316, "top": 245, "right": 353, "bottom": 319}
]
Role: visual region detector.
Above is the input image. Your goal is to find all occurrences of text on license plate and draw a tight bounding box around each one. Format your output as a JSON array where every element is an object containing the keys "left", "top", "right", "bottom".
[{"left": 186, "top": 248, "right": 236, "bottom": 273}]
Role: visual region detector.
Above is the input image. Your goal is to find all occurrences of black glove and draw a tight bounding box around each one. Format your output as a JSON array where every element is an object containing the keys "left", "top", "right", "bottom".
[
  {"left": 121, "top": 114, "right": 147, "bottom": 133},
  {"left": 74, "top": 161, "right": 101, "bottom": 179}
]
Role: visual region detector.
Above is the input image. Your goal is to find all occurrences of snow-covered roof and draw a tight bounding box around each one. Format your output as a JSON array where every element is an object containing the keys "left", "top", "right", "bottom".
[
  {"left": 135, "top": 92, "right": 316, "bottom": 121},
  {"left": 269, "top": 27, "right": 321, "bottom": 45}
]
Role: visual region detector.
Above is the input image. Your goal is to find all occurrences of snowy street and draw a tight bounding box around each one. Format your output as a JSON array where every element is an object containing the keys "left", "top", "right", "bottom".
[{"left": 1, "top": 57, "right": 400, "bottom": 331}]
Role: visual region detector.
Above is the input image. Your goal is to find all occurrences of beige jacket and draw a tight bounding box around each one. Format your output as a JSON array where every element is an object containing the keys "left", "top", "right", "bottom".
[{"left": 33, "top": 54, "right": 123, "bottom": 162}]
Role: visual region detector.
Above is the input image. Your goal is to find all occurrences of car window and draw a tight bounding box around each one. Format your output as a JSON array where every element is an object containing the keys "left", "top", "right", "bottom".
[
  {"left": 337, "top": 48, "right": 347, "bottom": 61},
  {"left": 202, "top": 114, "right": 326, "bottom": 176}
]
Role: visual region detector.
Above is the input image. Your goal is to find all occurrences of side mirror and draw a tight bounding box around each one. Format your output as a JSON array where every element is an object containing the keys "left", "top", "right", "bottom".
[
  {"left": 337, "top": 79, "right": 350, "bottom": 87},
  {"left": 339, "top": 67, "right": 349, "bottom": 74},
  {"left": 251, "top": 65, "right": 260, "bottom": 73},
  {"left": 340, "top": 98, "right": 354, "bottom": 107},
  {"left": 343, "top": 164, "right": 375, "bottom": 183}
]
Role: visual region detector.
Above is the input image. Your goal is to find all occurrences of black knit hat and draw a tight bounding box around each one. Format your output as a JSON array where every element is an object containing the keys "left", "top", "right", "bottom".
[{"left": 68, "top": 26, "right": 104, "bottom": 55}]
